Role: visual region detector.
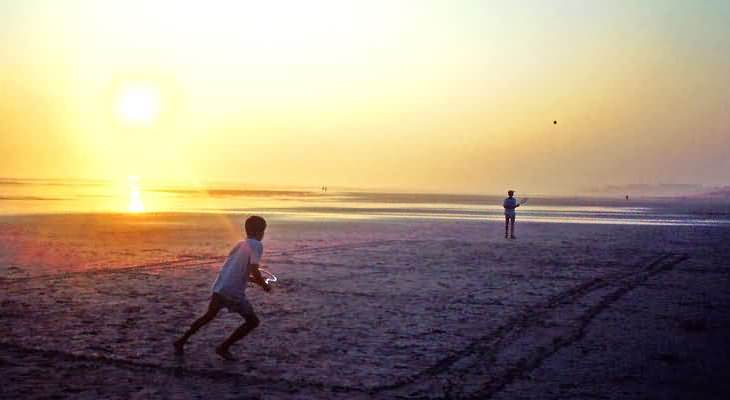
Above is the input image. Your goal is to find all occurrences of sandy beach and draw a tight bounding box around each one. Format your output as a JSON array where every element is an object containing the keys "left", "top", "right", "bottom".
[{"left": 1, "top": 212, "right": 729, "bottom": 399}]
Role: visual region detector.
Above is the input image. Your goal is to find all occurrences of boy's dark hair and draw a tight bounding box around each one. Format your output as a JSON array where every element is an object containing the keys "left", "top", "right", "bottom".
[{"left": 245, "top": 216, "right": 267, "bottom": 236}]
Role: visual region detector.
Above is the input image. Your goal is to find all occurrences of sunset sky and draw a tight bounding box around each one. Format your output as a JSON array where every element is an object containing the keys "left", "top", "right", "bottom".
[{"left": 1, "top": 0, "right": 729, "bottom": 194}]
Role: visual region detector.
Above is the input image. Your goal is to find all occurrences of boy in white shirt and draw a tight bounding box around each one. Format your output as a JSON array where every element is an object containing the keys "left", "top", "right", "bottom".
[
  {"left": 174, "top": 216, "right": 271, "bottom": 360},
  {"left": 503, "top": 190, "right": 520, "bottom": 239}
]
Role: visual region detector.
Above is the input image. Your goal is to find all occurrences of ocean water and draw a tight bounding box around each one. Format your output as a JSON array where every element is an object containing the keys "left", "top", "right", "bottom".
[{"left": 1, "top": 178, "right": 728, "bottom": 226}]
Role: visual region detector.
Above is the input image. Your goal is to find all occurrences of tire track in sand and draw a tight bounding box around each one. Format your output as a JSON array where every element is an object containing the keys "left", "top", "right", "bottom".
[
  {"left": 0, "top": 239, "right": 418, "bottom": 284},
  {"left": 373, "top": 253, "right": 688, "bottom": 399}
]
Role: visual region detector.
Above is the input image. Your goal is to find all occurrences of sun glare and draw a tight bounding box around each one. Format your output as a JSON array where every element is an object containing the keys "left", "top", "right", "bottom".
[
  {"left": 127, "top": 176, "right": 145, "bottom": 212},
  {"left": 115, "top": 84, "right": 161, "bottom": 125}
]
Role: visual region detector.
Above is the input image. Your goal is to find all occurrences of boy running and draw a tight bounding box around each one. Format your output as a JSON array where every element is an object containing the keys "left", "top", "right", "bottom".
[{"left": 174, "top": 215, "right": 271, "bottom": 360}]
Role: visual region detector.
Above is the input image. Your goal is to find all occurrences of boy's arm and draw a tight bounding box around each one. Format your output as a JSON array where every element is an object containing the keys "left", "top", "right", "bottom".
[{"left": 248, "top": 264, "right": 272, "bottom": 292}]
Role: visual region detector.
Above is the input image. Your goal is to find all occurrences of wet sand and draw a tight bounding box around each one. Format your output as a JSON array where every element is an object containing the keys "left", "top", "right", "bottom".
[{"left": 1, "top": 214, "right": 729, "bottom": 399}]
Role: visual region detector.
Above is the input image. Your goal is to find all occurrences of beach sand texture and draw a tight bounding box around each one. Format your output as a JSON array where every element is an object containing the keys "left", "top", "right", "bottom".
[{"left": 1, "top": 214, "right": 729, "bottom": 399}]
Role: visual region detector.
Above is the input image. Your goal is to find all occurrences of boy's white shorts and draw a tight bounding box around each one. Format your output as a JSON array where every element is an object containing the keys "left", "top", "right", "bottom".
[{"left": 213, "top": 292, "right": 255, "bottom": 318}]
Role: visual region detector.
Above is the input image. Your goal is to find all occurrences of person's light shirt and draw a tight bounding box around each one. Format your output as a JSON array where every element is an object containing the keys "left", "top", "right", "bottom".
[
  {"left": 211, "top": 238, "right": 263, "bottom": 302},
  {"left": 503, "top": 197, "right": 518, "bottom": 217}
]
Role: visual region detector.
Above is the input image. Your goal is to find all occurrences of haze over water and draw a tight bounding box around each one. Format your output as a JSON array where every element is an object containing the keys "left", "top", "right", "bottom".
[
  {"left": 1, "top": 178, "right": 727, "bottom": 227},
  {"left": 3, "top": 2, "right": 730, "bottom": 195}
]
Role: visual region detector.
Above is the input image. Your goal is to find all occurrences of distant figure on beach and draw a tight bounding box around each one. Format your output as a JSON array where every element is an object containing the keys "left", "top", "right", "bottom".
[
  {"left": 503, "top": 190, "right": 521, "bottom": 239},
  {"left": 174, "top": 216, "right": 271, "bottom": 360},
  {"left": 626, "top": 194, "right": 629, "bottom": 200}
]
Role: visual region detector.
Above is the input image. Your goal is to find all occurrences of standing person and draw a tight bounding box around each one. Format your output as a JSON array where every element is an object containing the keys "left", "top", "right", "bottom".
[
  {"left": 174, "top": 215, "right": 271, "bottom": 360},
  {"left": 503, "top": 190, "right": 520, "bottom": 239}
]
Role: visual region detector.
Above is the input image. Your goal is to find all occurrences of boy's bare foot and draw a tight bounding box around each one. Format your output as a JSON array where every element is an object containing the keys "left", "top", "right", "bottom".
[
  {"left": 216, "top": 346, "right": 237, "bottom": 361},
  {"left": 173, "top": 339, "right": 185, "bottom": 354},
  {"left": 510, "top": 235, "right": 516, "bottom": 239}
]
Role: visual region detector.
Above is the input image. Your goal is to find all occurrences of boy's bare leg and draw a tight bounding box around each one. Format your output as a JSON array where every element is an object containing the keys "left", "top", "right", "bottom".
[
  {"left": 510, "top": 217, "right": 516, "bottom": 238},
  {"left": 505, "top": 216, "right": 510, "bottom": 238},
  {"left": 174, "top": 295, "right": 223, "bottom": 353},
  {"left": 216, "top": 313, "right": 260, "bottom": 360}
]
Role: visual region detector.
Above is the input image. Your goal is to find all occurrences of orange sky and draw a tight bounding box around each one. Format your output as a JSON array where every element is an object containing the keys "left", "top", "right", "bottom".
[{"left": 1, "top": 1, "right": 729, "bottom": 194}]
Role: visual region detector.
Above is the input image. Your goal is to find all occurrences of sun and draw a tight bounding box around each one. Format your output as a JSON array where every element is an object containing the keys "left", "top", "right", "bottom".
[{"left": 115, "top": 84, "right": 161, "bottom": 125}]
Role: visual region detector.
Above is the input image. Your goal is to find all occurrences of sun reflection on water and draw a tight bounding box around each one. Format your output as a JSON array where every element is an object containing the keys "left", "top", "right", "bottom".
[{"left": 127, "top": 176, "right": 145, "bottom": 213}]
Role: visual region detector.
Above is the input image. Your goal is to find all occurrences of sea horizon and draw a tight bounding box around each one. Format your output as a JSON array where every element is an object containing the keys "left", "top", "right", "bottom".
[{"left": 2, "top": 177, "right": 728, "bottom": 226}]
